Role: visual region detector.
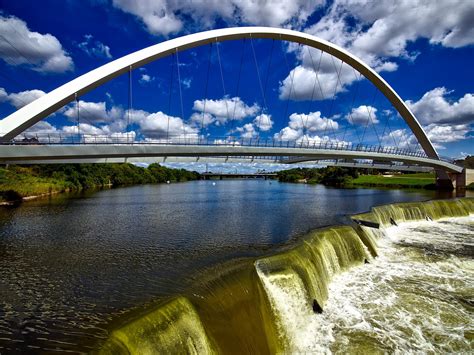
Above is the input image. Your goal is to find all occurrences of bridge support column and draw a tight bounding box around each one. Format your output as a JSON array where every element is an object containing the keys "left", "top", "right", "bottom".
[
  {"left": 446, "top": 168, "right": 473, "bottom": 190},
  {"left": 436, "top": 169, "right": 454, "bottom": 190}
]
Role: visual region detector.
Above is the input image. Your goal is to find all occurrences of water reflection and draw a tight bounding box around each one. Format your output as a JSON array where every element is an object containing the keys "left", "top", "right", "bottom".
[{"left": 0, "top": 180, "right": 466, "bottom": 352}]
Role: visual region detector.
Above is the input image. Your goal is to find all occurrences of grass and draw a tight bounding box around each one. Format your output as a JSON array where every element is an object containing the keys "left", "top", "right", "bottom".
[
  {"left": 350, "top": 173, "right": 436, "bottom": 189},
  {"left": 0, "top": 167, "right": 72, "bottom": 202}
]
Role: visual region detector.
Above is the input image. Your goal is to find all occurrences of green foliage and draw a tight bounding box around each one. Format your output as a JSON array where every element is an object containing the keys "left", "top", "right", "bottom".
[
  {"left": 277, "top": 167, "right": 358, "bottom": 186},
  {"left": 350, "top": 174, "right": 435, "bottom": 189},
  {"left": 0, "top": 163, "right": 200, "bottom": 202}
]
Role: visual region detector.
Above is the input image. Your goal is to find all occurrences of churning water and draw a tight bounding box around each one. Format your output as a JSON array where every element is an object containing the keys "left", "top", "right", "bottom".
[
  {"left": 260, "top": 216, "right": 473, "bottom": 353},
  {"left": 0, "top": 181, "right": 472, "bottom": 353}
]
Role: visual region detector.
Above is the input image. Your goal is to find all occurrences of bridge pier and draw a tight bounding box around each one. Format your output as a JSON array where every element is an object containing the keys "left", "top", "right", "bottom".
[{"left": 446, "top": 168, "right": 473, "bottom": 190}]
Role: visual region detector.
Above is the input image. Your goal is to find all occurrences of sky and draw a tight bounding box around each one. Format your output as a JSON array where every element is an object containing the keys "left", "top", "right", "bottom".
[{"left": 0, "top": 0, "right": 473, "bottom": 172}]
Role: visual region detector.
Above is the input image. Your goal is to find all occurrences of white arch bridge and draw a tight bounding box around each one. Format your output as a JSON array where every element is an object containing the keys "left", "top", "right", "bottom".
[{"left": 0, "top": 27, "right": 464, "bottom": 184}]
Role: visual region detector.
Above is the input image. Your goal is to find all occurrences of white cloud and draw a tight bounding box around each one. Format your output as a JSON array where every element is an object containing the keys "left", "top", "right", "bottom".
[
  {"left": 346, "top": 105, "right": 379, "bottom": 125},
  {"left": 281, "top": 0, "right": 474, "bottom": 102},
  {"left": 137, "top": 110, "right": 198, "bottom": 140},
  {"left": 182, "top": 78, "right": 192, "bottom": 89},
  {"left": 274, "top": 111, "right": 339, "bottom": 142},
  {"left": 254, "top": 114, "right": 273, "bottom": 131},
  {"left": 406, "top": 87, "right": 474, "bottom": 125},
  {"left": 0, "top": 15, "right": 73, "bottom": 73},
  {"left": 236, "top": 123, "right": 256, "bottom": 139},
  {"left": 193, "top": 97, "right": 259, "bottom": 125},
  {"left": 289, "top": 111, "right": 339, "bottom": 132},
  {"left": 111, "top": 0, "right": 325, "bottom": 36},
  {"left": 190, "top": 112, "right": 214, "bottom": 128},
  {"left": 0, "top": 87, "right": 46, "bottom": 109},
  {"left": 383, "top": 124, "right": 471, "bottom": 150},
  {"left": 63, "top": 100, "right": 122, "bottom": 123},
  {"left": 138, "top": 73, "right": 154, "bottom": 84},
  {"left": 77, "top": 34, "right": 112, "bottom": 59}
]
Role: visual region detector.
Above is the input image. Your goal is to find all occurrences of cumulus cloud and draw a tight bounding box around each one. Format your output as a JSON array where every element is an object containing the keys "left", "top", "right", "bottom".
[
  {"left": 136, "top": 110, "right": 198, "bottom": 140},
  {"left": 274, "top": 111, "right": 339, "bottom": 142},
  {"left": 63, "top": 100, "right": 123, "bottom": 123},
  {"left": 254, "top": 114, "right": 273, "bottom": 131},
  {"left": 0, "top": 15, "right": 73, "bottom": 73},
  {"left": 111, "top": 0, "right": 324, "bottom": 36},
  {"left": 406, "top": 87, "right": 474, "bottom": 125},
  {"left": 77, "top": 34, "right": 112, "bottom": 59},
  {"left": 192, "top": 97, "right": 259, "bottom": 125},
  {"left": 383, "top": 124, "right": 471, "bottom": 150},
  {"left": 289, "top": 111, "right": 339, "bottom": 132},
  {"left": 0, "top": 87, "right": 46, "bottom": 109},
  {"left": 236, "top": 123, "right": 256, "bottom": 139},
  {"left": 281, "top": 0, "right": 474, "bottom": 101},
  {"left": 346, "top": 105, "right": 379, "bottom": 125}
]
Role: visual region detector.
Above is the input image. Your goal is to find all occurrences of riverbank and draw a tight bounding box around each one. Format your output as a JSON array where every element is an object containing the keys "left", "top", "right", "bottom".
[
  {"left": 350, "top": 172, "right": 436, "bottom": 189},
  {"left": 277, "top": 167, "right": 437, "bottom": 189},
  {"left": 0, "top": 163, "right": 200, "bottom": 203}
]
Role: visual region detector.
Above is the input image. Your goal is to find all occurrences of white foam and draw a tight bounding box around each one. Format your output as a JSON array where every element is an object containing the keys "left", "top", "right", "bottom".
[{"left": 257, "top": 216, "right": 474, "bottom": 353}]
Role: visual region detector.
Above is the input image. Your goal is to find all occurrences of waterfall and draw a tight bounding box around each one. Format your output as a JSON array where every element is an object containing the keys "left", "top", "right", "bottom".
[{"left": 98, "top": 198, "right": 473, "bottom": 354}]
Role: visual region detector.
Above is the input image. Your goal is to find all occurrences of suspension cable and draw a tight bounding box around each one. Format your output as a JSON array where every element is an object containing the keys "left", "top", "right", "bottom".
[
  {"left": 230, "top": 39, "right": 246, "bottom": 134},
  {"left": 250, "top": 35, "right": 270, "bottom": 138},
  {"left": 200, "top": 43, "right": 213, "bottom": 133},
  {"left": 322, "top": 57, "right": 343, "bottom": 141},
  {"left": 282, "top": 40, "right": 297, "bottom": 139},
  {"left": 342, "top": 71, "right": 363, "bottom": 143},
  {"left": 215, "top": 38, "right": 230, "bottom": 123},
  {"left": 167, "top": 54, "right": 175, "bottom": 142},
  {"left": 360, "top": 87, "right": 379, "bottom": 144},
  {"left": 127, "top": 66, "right": 133, "bottom": 143},
  {"left": 175, "top": 48, "right": 186, "bottom": 141},
  {"left": 75, "top": 93, "right": 80, "bottom": 137}
]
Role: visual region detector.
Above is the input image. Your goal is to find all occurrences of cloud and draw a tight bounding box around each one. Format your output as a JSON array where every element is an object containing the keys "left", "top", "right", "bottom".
[
  {"left": 254, "top": 114, "right": 273, "bottom": 131},
  {"left": 274, "top": 111, "right": 339, "bottom": 141},
  {"left": 138, "top": 73, "right": 154, "bottom": 84},
  {"left": 281, "top": 0, "right": 474, "bottom": 102},
  {"left": 383, "top": 124, "right": 471, "bottom": 150},
  {"left": 192, "top": 97, "right": 259, "bottom": 125},
  {"left": 346, "top": 105, "right": 379, "bottom": 125},
  {"left": 0, "top": 87, "right": 46, "bottom": 109},
  {"left": 111, "top": 0, "right": 325, "bottom": 36},
  {"left": 279, "top": 53, "right": 361, "bottom": 101},
  {"left": 77, "top": 34, "right": 112, "bottom": 59},
  {"left": 190, "top": 112, "right": 214, "bottom": 128},
  {"left": 289, "top": 111, "right": 339, "bottom": 132},
  {"left": 136, "top": 110, "right": 199, "bottom": 140},
  {"left": 182, "top": 78, "right": 192, "bottom": 89},
  {"left": 0, "top": 15, "right": 73, "bottom": 73},
  {"left": 406, "top": 87, "right": 474, "bottom": 125},
  {"left": 236, "top": 123, "right": 256, "bottom": 138},
  {"left": 63, "top": 100, "right": 123, "bottom": 123}
]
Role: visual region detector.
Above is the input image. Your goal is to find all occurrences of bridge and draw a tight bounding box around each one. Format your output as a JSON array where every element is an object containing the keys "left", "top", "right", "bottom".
[{"left": 0, "top": 27, "right": 465, "bottom": 187}]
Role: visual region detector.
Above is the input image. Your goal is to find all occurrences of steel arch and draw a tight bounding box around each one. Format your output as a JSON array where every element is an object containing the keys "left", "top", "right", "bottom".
[{"left": 0, "top": 26, "right": 439, "bottom": 160}]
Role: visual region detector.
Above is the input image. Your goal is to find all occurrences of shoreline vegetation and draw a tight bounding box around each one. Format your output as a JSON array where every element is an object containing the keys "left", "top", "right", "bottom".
[
  {"left": 276, "top": 166, "right": 439, "bottom": 189},
  {"left": 2, "top": 158, "right": 473, "bottom": 204},
  {"left": 0, "top": 163, "right": 200, "bottom": 204}
]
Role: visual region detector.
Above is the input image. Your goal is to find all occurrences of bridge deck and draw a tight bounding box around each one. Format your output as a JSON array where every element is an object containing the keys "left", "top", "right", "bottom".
[{"left": 0, "top": 144, "right": 463, "bottom": 173}]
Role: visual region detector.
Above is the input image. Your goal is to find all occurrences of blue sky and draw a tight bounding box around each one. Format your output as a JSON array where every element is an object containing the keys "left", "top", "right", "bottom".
[{"left": 0, "top": 0, "right": 473, "bottom": 171}]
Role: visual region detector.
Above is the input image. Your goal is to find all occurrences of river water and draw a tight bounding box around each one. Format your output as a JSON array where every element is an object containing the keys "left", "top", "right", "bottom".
[{"left": 0, "top": 180, "right": 469, "bottom": 352}]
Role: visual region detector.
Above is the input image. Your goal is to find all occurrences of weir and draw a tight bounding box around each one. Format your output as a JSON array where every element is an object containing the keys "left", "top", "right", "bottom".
[{"left": 97, "top": 198, "right": 473, "bottom": 354}]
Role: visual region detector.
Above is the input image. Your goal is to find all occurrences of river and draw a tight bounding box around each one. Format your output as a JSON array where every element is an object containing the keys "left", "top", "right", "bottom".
[{"left": 0, "top": 180, "right": 470, "bottom": 353}]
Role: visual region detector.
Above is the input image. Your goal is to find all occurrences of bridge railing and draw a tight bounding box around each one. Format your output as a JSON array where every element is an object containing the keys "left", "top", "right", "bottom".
[{"left": 6, "top": 133, "right": 459, "bottom": 162}]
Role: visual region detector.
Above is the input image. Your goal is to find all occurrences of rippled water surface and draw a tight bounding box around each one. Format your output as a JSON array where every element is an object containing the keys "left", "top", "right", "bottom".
[
  {"left": 312, "top": 217, "right": 474, "bottom": 353},
  {"left": 0, "top": 180, "right": 461, "bottom": 352}
]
